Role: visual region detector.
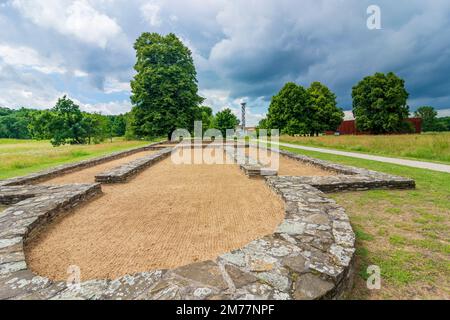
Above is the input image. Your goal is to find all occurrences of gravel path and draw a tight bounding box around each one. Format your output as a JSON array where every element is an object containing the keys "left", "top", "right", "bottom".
[{"left": 26, "top": 152, "right": 289, "bottom": 280}]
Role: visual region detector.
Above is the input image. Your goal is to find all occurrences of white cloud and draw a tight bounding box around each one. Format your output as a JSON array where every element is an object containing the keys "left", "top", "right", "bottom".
[
  {"left": 80, "top": 100, "right": 132, "bottom": 115},
  {"left": 104, "top": 77, "right": 131, "bottom": 94},
  {"left": 74, "top": 70, "right": 89, "bottom": 77},
  {"left": 200, "top": 89, "right": 230, "bottom": 110},
  {"left": 0, "top": 64, "right": 63, "bottom": 108},
  {"left": 141, "top": 2, "right": 162, "bottom": 26},
  {"left": 343, "top": 111, "right": 354, "bottom": 120},
  {"left": 0, "top": 44, "right": 66, "bottom": 74},
  {"left": 12, "top": 0, "right": 122, "bottom": 48},
  {"left": 437, "top": 108, "right": 450, "bottom": 117}
]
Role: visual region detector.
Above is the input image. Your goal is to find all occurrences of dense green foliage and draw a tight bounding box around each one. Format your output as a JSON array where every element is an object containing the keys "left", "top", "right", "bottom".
[
  {"left": 0, "top": 107, "right": 35, "bottom": 139},
  {"left": 264, "top": 81, "right": 343, "bottom": 135},
  {"left": 307, "top": 82, "right": 344, "bottom": 134},
  {"left": 0, "top": 98, "right": 127, "bottom": 146},
  {"left": 352, "top": 72, "right": 410, "bottom": 134},
  {"left": 414, "top": 106, "right": 449, "bottom": 132},
  {"left": 213, "top": 108, "right": 240, "bottom": 136},
  {"left": 129, "top": 33, "right": 204, "bottom": 139},
  {"left": 435, "top": 117, "right": 450, "bottom": 131},
  {"left": 198, "top": 106, "right": 214, "bottom": 132}
]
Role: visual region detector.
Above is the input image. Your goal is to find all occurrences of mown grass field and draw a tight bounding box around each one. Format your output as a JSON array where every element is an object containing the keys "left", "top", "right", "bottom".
[
  {"left": 280, "top": 132, "right": 450, "bottom": 164},
  {"left": 281, "top": 145, "right": 450, "bottom": 299},
  {"left": 0, "top": 138, "right": 157, "bottom": 180}
]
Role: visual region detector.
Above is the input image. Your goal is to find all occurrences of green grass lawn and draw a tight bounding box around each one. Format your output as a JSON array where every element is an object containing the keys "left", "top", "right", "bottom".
[
  {"left": 279, "top": 132, "right": 450, "bottom": 164},
  {"left": 0, "top": 138, "right": 162, "bottom": 180},
  {"left": 281, "top": 145, "right": 450, "bottom": 299}
]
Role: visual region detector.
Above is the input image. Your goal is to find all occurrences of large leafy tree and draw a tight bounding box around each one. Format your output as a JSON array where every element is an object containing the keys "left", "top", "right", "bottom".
[
  {"left": 267, "top": 82, "right": 311, "bottom": 135},
  {"left": 307, "top": 82, "right": 344, "bottom": 134},
  {"left": 130, "top": 33, "right": 204, "bottom": 139},
  {"left": 352, "top": 72, "right": 409, "bottom": 134},
  {"left": 213, "top": 108, "right": 239, "bottom": 137},
  {"left": 47, "top": 96, "right": 87, "bottom": 146}
]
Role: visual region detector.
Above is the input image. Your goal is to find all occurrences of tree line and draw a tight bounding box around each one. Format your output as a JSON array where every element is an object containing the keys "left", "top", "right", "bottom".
[
  {"left": 0, "top": 96, "right": 127, "bottom": 146},
  {"left": 0, "top": 95, "right": 239, "bottom": 146},
  {"left": 260, "top": 71, "right": 449, "bottom": 135}
]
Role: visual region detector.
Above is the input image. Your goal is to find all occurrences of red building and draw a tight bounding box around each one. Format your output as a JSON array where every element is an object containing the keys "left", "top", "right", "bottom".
[{"left": 332, "top": 118, "right": 422, "bottom": 135}]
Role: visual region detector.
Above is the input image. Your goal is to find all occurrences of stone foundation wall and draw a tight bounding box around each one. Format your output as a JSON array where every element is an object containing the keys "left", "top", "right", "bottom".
[
  {"left": 0, "top": 143, "right": 416, "bottom": 300},
  {"left": 95, "top": 147, "right": 173, "bottom": 183}
]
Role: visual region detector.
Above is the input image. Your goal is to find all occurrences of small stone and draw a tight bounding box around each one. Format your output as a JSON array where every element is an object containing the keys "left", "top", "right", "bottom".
[
  {"left": 256, "top": 271, "right": 290, "bottom": 292},
  {"left": 193, "top": 287, "right": 212, "bottom": 298},
  {"left": 275, "top": 220, "right": 305, "bottom": 235},
  {"left": 220, "top": 251, "right": 246, "bottom": 267},
  {"left": 173, "top": 260, "right": 228, "bottom": 290},
  {"left": 304, "top": 214, "right": 329, "bottom": 225},
  {"left": 141, "top": 279, "right": 183, "bottom": 300},
  {"left": 249, "top": 258, "right": 275, "bottom": 272},
  {"left": 0, "top": 237, "right": 21, "bottom": 250},
  {"left": 282, "top": 255, "right": 308, "bottom": 273},
  {"left": 272, "top": 291, "right": 291, "bottom": 300},
  {"left": 225, "top": 265, "right": 258, "bottom": 289},
  {"left": 270, "top": 246, "right": 291, "bottom": 257},
  {"left": 0, "top": 260, "right": 27, "bottom": 275},
  {"left": 329, "top": 244, "right": 355, "bottom": 267},
  {"left": 293, "top": 273, "right": 334, "bottom": 300}
]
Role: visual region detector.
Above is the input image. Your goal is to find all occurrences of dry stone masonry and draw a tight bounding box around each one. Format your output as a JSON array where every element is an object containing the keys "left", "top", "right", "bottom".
[
  {"left": 0, "top": 142, "right": 415, "bottom": 300},
  {"left": 95, "top": 147, "right": 173, "bottom": 183}
]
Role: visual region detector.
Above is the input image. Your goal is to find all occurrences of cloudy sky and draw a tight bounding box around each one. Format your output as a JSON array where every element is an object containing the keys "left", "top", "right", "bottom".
[{"left": 1, "top": 0, "right": 450, "bottom": 125}]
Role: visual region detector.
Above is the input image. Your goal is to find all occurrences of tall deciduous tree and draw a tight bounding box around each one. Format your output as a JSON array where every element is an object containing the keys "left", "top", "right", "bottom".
[
  {"left": 48, "top": 96, "right": 87, "bottom": 146},
  {"left": 130, "top": 33, "right": 204, "bottom": 139},
  {"left": 352, "top": 72, "right": 409, "bottom": 134},
  {"left": 267, "top": 82, "right": 311, "bottom": 135},
  {"left": 307, "top": 82, "right": 344, "bottom": 135},
  {"left": 213, "top": 108, "right": 239, "bottom": 137}
]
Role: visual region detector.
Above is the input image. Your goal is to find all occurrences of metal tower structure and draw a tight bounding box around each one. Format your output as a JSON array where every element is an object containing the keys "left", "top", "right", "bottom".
[{"left": 241, "top": 102, "right": 246, "bottom": 132}]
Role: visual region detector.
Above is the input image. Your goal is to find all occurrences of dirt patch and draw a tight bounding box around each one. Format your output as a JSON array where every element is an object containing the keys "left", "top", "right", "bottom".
[
  {"left": 246, "top": 147, "right": 333, "bottom": 176},
  {"left": 40, "top": 150, "right": 157, "bottom": 184},
  {"left": 0, "top": 205, "right": 7, "bottom": 214},
  {"left": 26, "top": 151, "right": 286, "bottom": 280}
]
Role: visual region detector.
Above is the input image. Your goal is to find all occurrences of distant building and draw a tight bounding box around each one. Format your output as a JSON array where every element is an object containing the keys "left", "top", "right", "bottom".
[{"left": 327, "top": 118, "right": 422, "bottom": 135}]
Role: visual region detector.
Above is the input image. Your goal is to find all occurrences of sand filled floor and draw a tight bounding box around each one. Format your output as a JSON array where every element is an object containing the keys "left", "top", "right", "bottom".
[
  {"left": 26, "top": 152, "right": 286, "bottom": 280},
  {"left": 40, "top": 150, "right": 157, "bottom": 184},
  {"left": 246, "top": 147, "right": 333, "bottom": 176}
]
